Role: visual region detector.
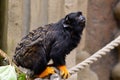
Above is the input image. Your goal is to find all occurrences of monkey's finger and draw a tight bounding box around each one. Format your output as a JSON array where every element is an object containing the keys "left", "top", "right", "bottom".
[
  {"left": 63, "top": 73, "right": 67, "bottom": 79},
  {"left": 62, "top": 72, "right": 70, "bottom": 79},
  {"left": 61, "top": 71, "right": 64, "bottom": 76}
]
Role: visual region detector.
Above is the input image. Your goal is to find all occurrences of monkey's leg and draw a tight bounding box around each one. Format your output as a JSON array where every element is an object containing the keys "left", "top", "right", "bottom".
[
  {"left": 32, "top": 52, "right": 55, "bottom": 78},
  {"left": 58, "top": 65, "right": 70, "bottom": 79}
]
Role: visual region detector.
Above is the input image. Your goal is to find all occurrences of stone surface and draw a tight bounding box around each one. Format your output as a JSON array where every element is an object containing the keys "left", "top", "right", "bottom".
[
  {"left": 112, "top": 1, "right": 120, "bottom": 79},
  {"left": 111, "top": 44, "right": 120, "bottom": 80},
  {"left": 112, "top": 63, "right": 120, "bottom": 80},
  {"left": 30, "top": 0, "right": 48, "bottom": 30},
  {"left": 7, "top": 0, "right": 23, "bottom": 57},
  {"left": 0, "top": 0, "right": 7, "bottom": 51},
  {"left": 48, "top": 0, "right": 64, "bottom": 23},
  {"left": 85, "top": 0, "right": 118, "bottom": 80},
  {"left": 114, "top": 1, "right": 120, "bottom": 22}
]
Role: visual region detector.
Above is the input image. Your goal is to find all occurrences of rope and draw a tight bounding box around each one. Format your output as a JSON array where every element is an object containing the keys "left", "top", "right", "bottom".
[{"left": 68, "top": 35, "right": 120, "bottom": 75}]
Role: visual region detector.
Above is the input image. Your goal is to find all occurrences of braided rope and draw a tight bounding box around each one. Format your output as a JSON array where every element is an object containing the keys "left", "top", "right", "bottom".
[{"left": 69, "top": 35, "right": 120, "bottom": 75}]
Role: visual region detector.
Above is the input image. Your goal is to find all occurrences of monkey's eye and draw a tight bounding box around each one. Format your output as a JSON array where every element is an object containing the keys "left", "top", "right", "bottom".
[{"left": 65, "top": 20, "right": 71, "bottom": 24}]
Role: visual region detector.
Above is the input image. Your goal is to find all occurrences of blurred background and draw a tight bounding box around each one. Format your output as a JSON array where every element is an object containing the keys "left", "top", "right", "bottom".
[{"left": 0, "top": 0, "right": 120, "bottom": 80}]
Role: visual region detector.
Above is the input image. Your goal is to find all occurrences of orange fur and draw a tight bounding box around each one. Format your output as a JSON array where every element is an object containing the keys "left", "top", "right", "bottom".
[
  {"left": 58, "top": 65, "right": 70, "bottom": 79},
  {"left": 38, "top": 67, "right": 55, "bottom": 78}
]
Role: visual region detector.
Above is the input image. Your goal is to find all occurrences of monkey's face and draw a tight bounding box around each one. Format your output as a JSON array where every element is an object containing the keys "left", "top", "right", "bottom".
[{"left": 63, "top": 11, "right": 86, "bottom": 31}]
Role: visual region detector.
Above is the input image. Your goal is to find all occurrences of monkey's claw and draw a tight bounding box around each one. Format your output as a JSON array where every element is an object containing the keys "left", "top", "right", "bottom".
[
  {"left": 58, "top": 65, "right": 70, "bottom": 79},
  {"left": 39, "top": 67, "right": 55, "bottom": 78}
]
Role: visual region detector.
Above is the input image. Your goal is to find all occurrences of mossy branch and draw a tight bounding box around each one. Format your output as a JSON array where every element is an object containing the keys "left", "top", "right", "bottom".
[{"left": 0, "top": 49, "right": 33, "bottom": 80}]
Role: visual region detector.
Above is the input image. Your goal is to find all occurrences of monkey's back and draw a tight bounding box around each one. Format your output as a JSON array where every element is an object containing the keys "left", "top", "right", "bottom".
[{"left": 13, "top": 24, "right": 53, "bottom": 69}]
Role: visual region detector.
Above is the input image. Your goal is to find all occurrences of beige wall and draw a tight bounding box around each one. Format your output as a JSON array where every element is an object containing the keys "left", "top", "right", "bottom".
[{"left": 7, "top": 0, "right": 23, "bottom": 57}]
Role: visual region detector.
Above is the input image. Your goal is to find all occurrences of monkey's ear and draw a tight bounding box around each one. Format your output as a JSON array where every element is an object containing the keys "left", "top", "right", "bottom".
[
  {"left": 64, "top": 15, "right": 70, "bottom": 23},
  {"left": 63, "top": 15, "right": 71, "bottom": 28}
]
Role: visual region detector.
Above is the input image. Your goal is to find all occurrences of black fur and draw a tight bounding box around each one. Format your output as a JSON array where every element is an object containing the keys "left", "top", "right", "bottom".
[{"left": 13, "top": 11, "right": 86, "bottom": 75}]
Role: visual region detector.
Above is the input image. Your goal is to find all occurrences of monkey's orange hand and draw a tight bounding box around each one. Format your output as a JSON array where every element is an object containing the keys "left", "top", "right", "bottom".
[
  {"left": 58, "top": 65, "right": 70, "bottom": 79},
  {"left": 38, "top": 67, "right": 55, "bottom": 78}
]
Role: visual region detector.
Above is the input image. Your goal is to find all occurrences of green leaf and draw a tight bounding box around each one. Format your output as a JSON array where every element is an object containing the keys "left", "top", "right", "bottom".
[
  {"left": 18, "top": 73, "right": 26, "bottom": 80},
  {"left": 0, "top": 65, "right": 17, "bottom": 80}
]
